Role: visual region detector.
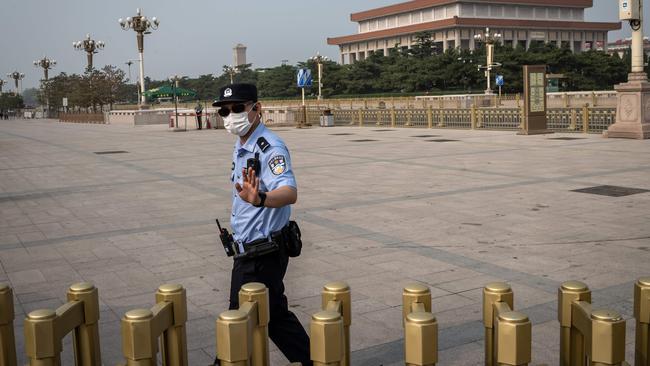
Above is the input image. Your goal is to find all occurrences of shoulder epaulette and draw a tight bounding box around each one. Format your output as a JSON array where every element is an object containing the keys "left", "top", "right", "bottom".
[{"left": 256, "top": 137, "right": 270, "bottom": 153}]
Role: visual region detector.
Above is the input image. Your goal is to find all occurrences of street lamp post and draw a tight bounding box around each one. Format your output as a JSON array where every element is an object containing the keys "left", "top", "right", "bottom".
[
  {"left": 224, "top": 65, "right": 239, "bottom": 84},
  {"left": 169, "top": 75, "right": 182, "bottom": 130},
  {"left": 73, "top": 34, "right": 105, "bottom": 71},
  {"left": 474, "top": 28, "right": 502, "bottom": 95},
  {"left": 310, "top": 52, "right": 330, "bottom": 100},
  {"left": 6, "top": 71, "right": 25, "bottom": 95},
  {"left": 119, "top": 8, "right": 160, "bottom": 108},
  {"left": 33, "top": 57, "right": 57, "bottom": 117}
]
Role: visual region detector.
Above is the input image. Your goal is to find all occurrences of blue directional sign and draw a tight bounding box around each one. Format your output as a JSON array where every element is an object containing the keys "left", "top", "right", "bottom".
[
  {"left": 496, "top": 74, "right": 504, "bottom": 87},
  {"left": 297, "top": 68, "right": 313, "bottom": 88}
]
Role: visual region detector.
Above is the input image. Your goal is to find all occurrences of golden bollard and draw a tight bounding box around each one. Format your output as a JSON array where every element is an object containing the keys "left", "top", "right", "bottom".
[
  {"left": 310, "top": 311, "right": 344, "bottom": 366},
  {"left": 0, "top": 284, "right": 17, "bottom": 366},
  {"left": 24, "top": 309, "right": 58, "bottom": 366},
  {"left": 121, "top": 309, "right": 156, "bottom": 366},
  {"left": 558, "top": 280, "right": 626, "bottom": 366},
  {"left": 483, "top": 282, "right": 513, "bottom": 366},
  {"left": 238, "top": 283, "right": 270, "bottom": 366},
  {"left": 402, "top": 284, "right": 438, "bottom": 366},
  {"left": 322, "top": 282, "right": 351, "bottom": 366},
  {"left": 635, "top": 277, "right": 650, "bottom": 366},
  {"left": 24, "top": 282, "right": 101, "bottom": 366},
  {"left": 558, "top": 281, "right": 591, "bottom": 366},
  {"left": 67, "top": 282, "right": 101, "bottom": 365},
  {"left": 590, "top": 310, "right": 626, "bottom": 365},
  {"left": 120, "top": 284, "right": 188, "bottom": 366},
  {"left": 216, "top": 310, "right": 250, "bottom": 366},
  {"left": 496, "top": 311, "right": 531, "bottom": 366}
]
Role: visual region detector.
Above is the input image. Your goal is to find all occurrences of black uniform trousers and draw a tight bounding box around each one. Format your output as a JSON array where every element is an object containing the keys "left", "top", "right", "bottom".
[{"left": 229, "top": 249, "right": 312, "bottom": 366}]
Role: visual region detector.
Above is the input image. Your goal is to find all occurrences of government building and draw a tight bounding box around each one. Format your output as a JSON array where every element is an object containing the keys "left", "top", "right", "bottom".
[{"left": 327, "top": 0, "right": 621, "bottom": 64}]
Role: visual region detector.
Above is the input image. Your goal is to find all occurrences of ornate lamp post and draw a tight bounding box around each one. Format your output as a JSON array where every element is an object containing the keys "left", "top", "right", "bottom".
[
  {"left": 119, "top": 8, "right": 160, "bottom": 107},
  {"left": 0, "top": 79, "right": 6, "bottom": 93},
  {"left": 33, "top": 57, "right": 57, "bottom": 117},
  {"left": 223, "top": 65, "right": 239, "bottom": 84},
  {"left": 169, "top": 75, "right": 182, "bottom": 130},
  {"left": 6, "top": 71, "right": 25, "bottom": 95},
  {"left": 73, "top": 34, "right": 105, "bottom": 71},
  {"left": 474, "top": 28, "right": 502, "bottom": 95},
  {"left": 310, "top": 52, "right": 330, "bottom": 100}
]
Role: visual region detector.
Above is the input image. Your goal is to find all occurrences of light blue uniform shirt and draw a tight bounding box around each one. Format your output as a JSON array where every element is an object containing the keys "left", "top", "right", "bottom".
[{"left": 230, "top": 123, "right": 296, "bottom": 247}]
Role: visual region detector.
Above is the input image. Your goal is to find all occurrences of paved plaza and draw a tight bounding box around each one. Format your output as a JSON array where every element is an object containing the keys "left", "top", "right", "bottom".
[{"left": 1, "top": 119, "right": 649, "bottom": 365}]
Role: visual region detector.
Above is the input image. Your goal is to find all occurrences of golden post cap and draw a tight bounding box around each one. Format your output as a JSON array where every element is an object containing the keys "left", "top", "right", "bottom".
[
  {"left": 219, "top": 310, "right": 248, "bottom": 322},
  {"left": 323, "top": 281, "right": 350, "bottom": 293},
  {"left": 638, "top": 277, "right": 650, "bottom": 287},
  {"left": 240, "top": 282, "right": 266, "bottom": 294},
  {"left": 157, "top": 283, "right": 183, "bottom": 293},
  {"left": 591, "top": 309, "right": 622, "bottom": 322},
  {"left": 561, "top": 280, "right": 589, "bottom": 292},
  {"left": 406, "top": 311, "right": 436, "bottom": 325},
  {"left": 124, "top": 309, "right": 153, "bottom": 320},
  {"left": 27, "top": 309, "right": 56, "bottom": 320},
  {"left": 403, "top": 283, "right": 430, "bottom": 295},
  {"left": 312, "top": 310, "right": 341, "bottom": 323},
  {"left": 68, "top": 282, "right": 95, "bottom": 293},
  {"left": 498, "top": 311, "right": 529, "bottom": 324},
  {"left": 484, "top": 282, "right": 511, "bottom": 293}
]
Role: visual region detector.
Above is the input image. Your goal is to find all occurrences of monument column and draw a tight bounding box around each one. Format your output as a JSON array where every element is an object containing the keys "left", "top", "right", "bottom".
[{"left": 606, "top": 0, "right": 650, "bottom": 139}]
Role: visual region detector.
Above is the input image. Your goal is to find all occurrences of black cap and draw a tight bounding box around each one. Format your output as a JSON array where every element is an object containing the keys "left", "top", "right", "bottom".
[{"left": 212, "top": 83, "right": 258, "bottom": 107}]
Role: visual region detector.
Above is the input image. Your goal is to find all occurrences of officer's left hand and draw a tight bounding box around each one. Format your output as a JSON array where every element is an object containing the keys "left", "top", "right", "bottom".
[{"left": 235, "top": 167, "right": 260, "bottom": 205}]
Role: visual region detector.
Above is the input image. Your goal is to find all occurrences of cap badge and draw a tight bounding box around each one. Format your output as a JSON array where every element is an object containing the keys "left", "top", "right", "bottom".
[{"left": 224, "top": 88, "right": 233, "bottom": 97}]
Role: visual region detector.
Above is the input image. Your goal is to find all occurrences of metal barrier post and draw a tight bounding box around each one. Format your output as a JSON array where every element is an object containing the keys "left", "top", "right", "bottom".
[
  {"left": 391, "top": 107, "right": 396, "bottom": 128},
  {"left": 403, "top": 284, "right": 437, "bottom": 366},
  {"left": 558, "top": 280, "right": 626, "bottom": 366},
  {"left": 311, "top": 311, "right": 344, "bottom": 366},
  {"left": 121, "top": 284, "right": 188, "bottom": 366},
  {"left": 438, "top": 107, "right": 445, "bottom": 127},
  {"left": 471, "top": 105, "right": 478, "bottom": 130},
  {"left": 635, "top": 277, "right": 650, "bottom": 366},
  {"left": 427, "top": 106, "right": 433, "bottom": 129},
  {"left": 216, "top": 283, "right": 269, "bottom": 366},
  {"left": 320, "top": 282, "right": 351, "bottom": 366},
  {"left": 24, "top": 282, "right": 101, "bottom": 366},
  {"left": 582, "top": 104, "right": 590, "bottom": 133},
  {"left": 0, "top": 284, "right": 16, "bottom": 366},
  {"left": 358, "top": 109, "right": 363, "bottom": 127}
]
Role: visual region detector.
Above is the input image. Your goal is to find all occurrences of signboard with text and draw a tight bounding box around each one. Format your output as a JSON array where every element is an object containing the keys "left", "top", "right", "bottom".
[{"left": 519, "top": 65, "right": 552, "bottom": 135}]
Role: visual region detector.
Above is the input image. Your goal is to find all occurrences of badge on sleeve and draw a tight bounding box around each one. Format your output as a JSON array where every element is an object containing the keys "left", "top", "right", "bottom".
[{"left": 268, "top": 155, "right": 287, "bottom": 176}]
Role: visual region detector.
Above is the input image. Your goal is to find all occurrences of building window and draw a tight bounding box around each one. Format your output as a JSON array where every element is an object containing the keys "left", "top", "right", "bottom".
[
  {"left": 460, "top": 3, "right": 474, "bottom": 16},
  {"left": 548, "top": 8, "right": 559, "bottom": 19},
  {"left": 518, "top": 6, "right": 533, "bottom": 18},
  {"left": 423, "top": 8, "right": 433, "bottom": 21},
  {"left": 490, "top": 5, "right": 503, "bottom": 17},
  {"left": 534, "top": 7, "right": 546, "bottom": 19},
  {"left": 476, "top": 4, "right": 488, "bottom": 16},
  {"left": 504, "top": 6, "right": 516, "bottom": 18},
  {"left": 398, "top": 13, "right": 410, "bottom": 26}
]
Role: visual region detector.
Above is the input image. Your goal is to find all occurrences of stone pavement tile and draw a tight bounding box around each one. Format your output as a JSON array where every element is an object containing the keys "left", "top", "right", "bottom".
[
  {"left": 39, "top": 264, "right": 83, "bottom": 284},
  {"left": 438, "top": 341, "right": 484, "bottom": 366},
  {"left": 7, "top": 269, "right": 46, "bottom": 286},
  {"left": 435, "top": 302, "right": 482, "bottom": 329},
  {"left": 0, "top": 234, "right": 20, "bottom": 246},
  {"left": 419, "top": 267, "right": 484, "bottom": 286},
  {"left": 350, "top": 312, "right": 404, "bottom": 351},
  {"left": 435, "top": 274, "right": 505, "bottom": 294},
  {"left": 430, "top": 293, "right": 478, "bottom": 317},
  {"left": 21, "top": 296, "right": 65, "bottom": 314}
]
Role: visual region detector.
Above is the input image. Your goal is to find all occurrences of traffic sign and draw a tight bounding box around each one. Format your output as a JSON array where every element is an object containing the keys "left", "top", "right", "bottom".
[
  {"left": 297, "top": 69, "right": 313, "bottom": 88},
  {"left": 496, "top": 75, "right": 504, "bottom": 87}
]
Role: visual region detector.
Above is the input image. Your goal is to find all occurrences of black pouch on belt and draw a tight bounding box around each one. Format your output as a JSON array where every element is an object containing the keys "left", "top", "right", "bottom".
[{"left": 284, "top": 221, "right": 303, "bottom": 257}]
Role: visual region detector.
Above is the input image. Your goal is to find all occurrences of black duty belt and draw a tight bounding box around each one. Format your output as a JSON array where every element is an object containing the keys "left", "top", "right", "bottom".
[{"left": 234, "top": 226, "right": 288, "bottom": 260}]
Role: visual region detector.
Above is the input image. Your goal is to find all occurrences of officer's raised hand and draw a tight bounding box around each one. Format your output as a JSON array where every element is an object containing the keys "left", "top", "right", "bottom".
[{"left": 235, "top": 167, "right": 260, "bottom": 204}]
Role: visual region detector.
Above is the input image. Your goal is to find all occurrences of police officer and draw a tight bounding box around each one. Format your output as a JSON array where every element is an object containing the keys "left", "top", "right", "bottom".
[{"left": 214, "top": 83, "right": 311, "bottom": 365}]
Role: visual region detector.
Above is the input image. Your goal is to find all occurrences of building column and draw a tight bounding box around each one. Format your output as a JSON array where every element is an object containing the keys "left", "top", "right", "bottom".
[
  {"left": 340, "top": 53, "right": 345, "bottom": 64},
  {"left": 603, "top": 32, "right": 608, "bottom": 52},
  {"left": 513, "top": 29, "right": 518, "bottom": 49},
  {"left": 454, "top": 29, "right": 461, "bottom": 50},
  {"left": 570, "top": 32, "right": 575, "bottom": 52},
  {"left": 469, "top": 29, "right": 476, "bottom": 50},
  {"left": 442, "top": 32, "right": 448, "bottom": 52}
]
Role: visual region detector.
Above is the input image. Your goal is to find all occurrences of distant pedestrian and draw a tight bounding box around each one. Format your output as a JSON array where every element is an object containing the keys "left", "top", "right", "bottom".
[{"left": 195, "top": 102, "right": 203, "bottom": 130}]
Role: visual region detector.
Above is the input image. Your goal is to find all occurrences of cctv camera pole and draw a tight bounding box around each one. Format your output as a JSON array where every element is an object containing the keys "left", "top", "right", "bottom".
[{"left": 607, "top": 0, "right": 650, "bottom": 139}]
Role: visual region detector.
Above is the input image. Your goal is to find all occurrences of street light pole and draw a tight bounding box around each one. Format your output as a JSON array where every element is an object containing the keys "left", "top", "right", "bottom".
[
  {"left": 73, "top": 34, "right": 105, "bottom": 71},
  {"left": 169, "top": 75, "right": 181, "bottom": 130},
  {"left": 33, "top": 57, "right": 57, "bottom": 117},
  {"left": 310, "top": 52, "right": 330, "bottom": 100},
  {"left": 224, "top": 65, "right": 239, "bottom": 84},
  {"left": 119, "top": 8, "right": 160, "bottom": 108},
  {"left": 474, "top": 28, "right": 502, "bottom": 95},
  {"left": 6, "top": 71, "right": 25, "bottom": 95}
]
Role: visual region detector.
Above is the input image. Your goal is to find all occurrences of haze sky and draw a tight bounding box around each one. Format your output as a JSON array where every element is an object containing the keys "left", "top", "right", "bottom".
[{"left": 0, "top": 0, "right": 642, "bottom": 90}]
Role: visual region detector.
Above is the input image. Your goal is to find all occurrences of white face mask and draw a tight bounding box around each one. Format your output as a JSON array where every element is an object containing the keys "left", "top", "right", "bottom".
[{"left": 223, "top": 105, "right": 256, "bottom": 136}]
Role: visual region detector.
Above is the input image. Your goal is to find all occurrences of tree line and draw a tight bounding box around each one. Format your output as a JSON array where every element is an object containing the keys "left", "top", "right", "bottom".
[{"left": 31, "top": 32, "right": 636, "bottom": 110}]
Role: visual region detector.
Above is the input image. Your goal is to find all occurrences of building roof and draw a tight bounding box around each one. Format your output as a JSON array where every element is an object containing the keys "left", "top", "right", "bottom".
[
  {"left": 351, "top": 0, "right": 595, "bottom": 22},
  {"left": 327, "top": 17, "right": 620, "bottom": 45}
]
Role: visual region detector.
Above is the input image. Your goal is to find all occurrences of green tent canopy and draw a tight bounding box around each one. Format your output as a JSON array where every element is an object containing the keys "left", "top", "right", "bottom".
[{"left": 143, "top": 85, "right": 197, "bottom": 99}]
